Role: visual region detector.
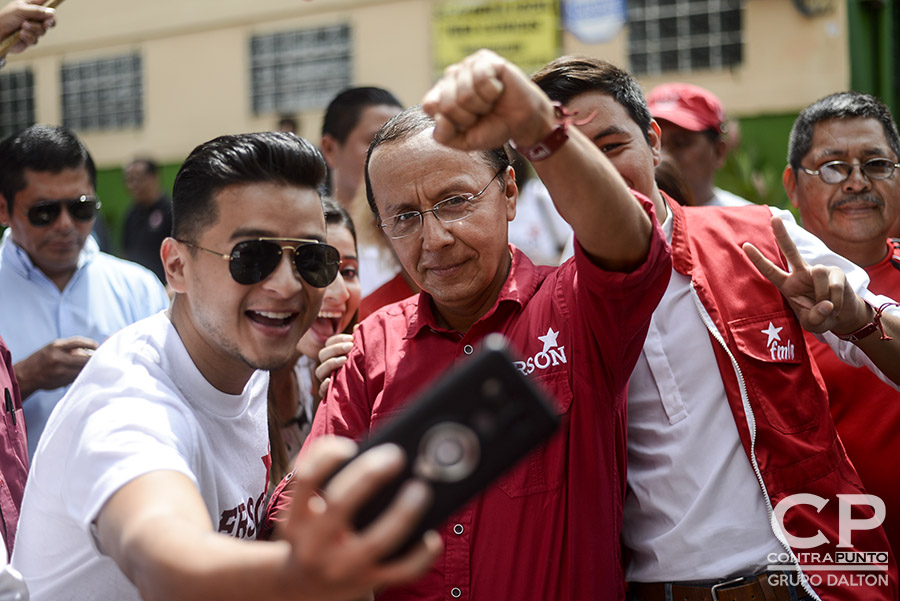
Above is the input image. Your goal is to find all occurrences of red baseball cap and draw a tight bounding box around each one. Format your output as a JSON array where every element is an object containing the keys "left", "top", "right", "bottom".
[{"left": 647, "top": 83, "right": 726, "bottom": 133}]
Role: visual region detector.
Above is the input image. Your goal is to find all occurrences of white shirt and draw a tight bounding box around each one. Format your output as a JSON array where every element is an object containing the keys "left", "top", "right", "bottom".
[
  {"left": 623, "top": 206, "right": 899, "bottom": 582},
  {"left": 508, "top": 178, "right": 572, "bottom": 266},
  {"left": 0, "top": 231, "right": 170, "bottom": 457},
  {"left": 706, "top": 187, "right": 754, "bottom": 207},
  {"left": 358, "top": 243, "right": 401, "bottom": 297},
  {"left": 12, "top": 312, "right": 270, "bottom": 601}
]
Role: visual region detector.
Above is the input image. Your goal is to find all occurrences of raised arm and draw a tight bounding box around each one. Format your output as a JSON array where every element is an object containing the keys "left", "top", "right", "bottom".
[
  {"left": 0, "top": 0, "right": 56, "bottom": 59},
  {"left": 95, "top": 438, "right": 441, "bottom": 601},
  {"left": 422, "top": 49, "right": 654, "bottom": 272}
]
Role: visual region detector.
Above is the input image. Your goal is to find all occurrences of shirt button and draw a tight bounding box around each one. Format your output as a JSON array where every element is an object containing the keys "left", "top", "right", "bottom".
[
  {"left": 451, "top": 588, "right": 462, "bottom": 598},
  {"left": 463, "top": 344, "right": 474, "bottom": 355},
  {"left": 453, "top": 523, "right": 464, "bottom": 535}
]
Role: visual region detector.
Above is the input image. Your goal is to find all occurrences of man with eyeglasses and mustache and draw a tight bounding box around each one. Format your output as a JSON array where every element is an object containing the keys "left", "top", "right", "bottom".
[
  {"left": 11, "top": 131, "right": 442, "bottom": 601},
  {"left": 784, "top": 91, "right": 900, "bottom": 561},
  {"left": 0, "top": 124, "right": 169, "bottom": 458},
  {"left": 267, "top": 49, "right": 672, "bottom": 601}
]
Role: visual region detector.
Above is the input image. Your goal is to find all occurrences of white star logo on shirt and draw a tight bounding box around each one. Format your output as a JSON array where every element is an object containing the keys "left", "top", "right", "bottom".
[
  {"left": 538, "top": 327, "right": 559, "bottom": 354},
  {"left": 761, "top": 322, "right": 783, "bottom": 347}
]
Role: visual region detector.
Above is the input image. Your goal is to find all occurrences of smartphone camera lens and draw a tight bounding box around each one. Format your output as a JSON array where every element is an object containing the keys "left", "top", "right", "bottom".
[{"left": 414, "top": 422, "right": 480, "bottom": 482}]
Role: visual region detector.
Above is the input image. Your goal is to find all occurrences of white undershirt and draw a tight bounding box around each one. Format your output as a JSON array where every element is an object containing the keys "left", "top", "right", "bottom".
[
  {"left": 624, "top": 207, "right": 784, "bottom": 581},
  {"left": 623, "top": 206, "right": 900, "bottom": 582}
]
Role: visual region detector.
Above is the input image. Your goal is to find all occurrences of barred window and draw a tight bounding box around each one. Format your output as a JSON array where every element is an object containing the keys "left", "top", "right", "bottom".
[
  {"left": 61, "top": 54, "right": 143, "bottom": 131},
  {"left": 628, "top": 0, "right": 743, "bottom": 76},
  {"left": 0, "top": 69, "right": 34, "bottom": 138},
  {"left": 250, "top": 24, "right": 352, "bottom": 115}
]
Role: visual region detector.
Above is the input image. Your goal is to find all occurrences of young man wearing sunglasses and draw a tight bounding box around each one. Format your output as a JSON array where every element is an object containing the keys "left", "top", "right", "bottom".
[
  {"left": 0, "top": 124, "right": 169, "bottom": 458},
  {"left": 268, "top": 50, "right": 672, "bottom": 601},
  {"left": 531, "top": 58, "right": 900, "bottom": 600},
  {"left": 11, "top": 131, "right": 441, "bottom": 601},
  {"left": 784, "top": 91, "right": 900, "bottom": 564}
]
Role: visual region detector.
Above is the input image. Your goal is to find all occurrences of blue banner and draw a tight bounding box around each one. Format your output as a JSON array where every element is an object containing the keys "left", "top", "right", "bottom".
[{"left": 562, "top": 0, "right": 626, "bottom": 44}]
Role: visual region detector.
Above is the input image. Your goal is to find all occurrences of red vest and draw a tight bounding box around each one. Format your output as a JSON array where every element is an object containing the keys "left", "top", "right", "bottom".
[{"left": 670, "top": 199, "right": 898, "bottom": 601}]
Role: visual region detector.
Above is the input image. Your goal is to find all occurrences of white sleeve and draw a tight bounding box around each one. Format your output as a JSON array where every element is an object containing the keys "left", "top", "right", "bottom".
[
  {"left": 61, "top": 393, "right": 200, "bottom": 538},
  {"left": 770, "top": 207, "right": 900, "bottom": 391}
]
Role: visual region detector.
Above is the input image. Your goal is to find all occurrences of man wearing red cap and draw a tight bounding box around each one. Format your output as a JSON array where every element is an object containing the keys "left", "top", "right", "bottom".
[{"left": 647, "top": 82, "right": 751, "bottom": 207}]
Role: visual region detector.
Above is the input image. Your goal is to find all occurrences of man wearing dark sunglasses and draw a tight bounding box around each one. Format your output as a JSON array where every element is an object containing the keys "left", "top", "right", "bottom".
[
  {"left": 11, "top": 131, "right": 440, "bottom": 601},
  {"left": 0, "top": 124, "right": 169, "bottom": 459},
  {"left": 784, "top": 91, "right": 900, "bottom": 563}
]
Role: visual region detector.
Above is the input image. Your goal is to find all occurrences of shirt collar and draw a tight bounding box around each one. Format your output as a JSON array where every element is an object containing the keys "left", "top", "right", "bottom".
[
  {"left": 666, "top": 194, "right": 695, "bottom": 277},
  {"left": 404, "top": 244, "right": 538, "bottom": 338},
  {"left": 0, "top": 228, "right": 98, "bottom": 282}
]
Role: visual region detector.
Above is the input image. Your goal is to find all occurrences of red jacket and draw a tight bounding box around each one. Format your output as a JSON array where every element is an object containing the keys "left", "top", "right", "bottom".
[{"left": 670, "top": 199, "right": 897, "bottom": 601}]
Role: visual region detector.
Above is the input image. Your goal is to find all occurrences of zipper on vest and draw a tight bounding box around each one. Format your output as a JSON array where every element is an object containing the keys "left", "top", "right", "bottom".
[{"left": 690, "top": 283, "right": 820, "bottom": 601}]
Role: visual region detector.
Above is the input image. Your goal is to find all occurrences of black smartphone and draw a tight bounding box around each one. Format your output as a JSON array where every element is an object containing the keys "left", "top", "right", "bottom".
[{"left": 347, "top": 333, "right": 560, "bottom": 558}]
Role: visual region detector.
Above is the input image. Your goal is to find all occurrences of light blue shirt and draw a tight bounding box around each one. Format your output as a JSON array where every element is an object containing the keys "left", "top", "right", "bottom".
[{"left": 0, "top": 230, "right": 170, "bottom": 457}]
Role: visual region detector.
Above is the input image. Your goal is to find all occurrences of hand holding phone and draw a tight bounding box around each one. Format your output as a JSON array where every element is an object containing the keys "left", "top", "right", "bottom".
[{"left": 343, "top": 333, "right": 560, "bottom": 558}]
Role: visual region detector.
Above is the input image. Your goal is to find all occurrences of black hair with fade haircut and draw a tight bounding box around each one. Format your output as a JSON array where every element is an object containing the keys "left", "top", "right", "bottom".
[
  {"left": 322, "top": 87, "right": 403, "bottom": 145},
  {"left": 531, "top": 55, "right": 654, "bottom": 145},
  {"left": 172, "top": 132, "right": 326, "bottom": 242},
  {"left": 788, "top": 91, "right": 900, "bottom": 171},
  {"left": 0, "top": 124, "right": 98, "bottom": 211},
  {"left": 363, "top": 105, "right": 511, "bottom": 221}
]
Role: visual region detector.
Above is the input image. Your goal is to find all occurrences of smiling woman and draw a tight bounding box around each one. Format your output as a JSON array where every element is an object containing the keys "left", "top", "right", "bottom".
[{"left": 267, "top": 198, "right": 361, "bottom": 486}]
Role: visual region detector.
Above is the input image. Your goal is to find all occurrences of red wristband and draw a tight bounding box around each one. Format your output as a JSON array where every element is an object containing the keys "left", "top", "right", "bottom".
[
  {"left": 836, "top": 321, "right": 879, "bottom": 343},
  {"left": 514, "top": 123, "right": 569, "bottom": 162},
  {"left": 836, "top": 301, "right": 899, "bottom": 342}
]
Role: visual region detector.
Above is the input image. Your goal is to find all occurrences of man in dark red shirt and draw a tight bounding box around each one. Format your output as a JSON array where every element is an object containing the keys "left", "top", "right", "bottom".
[
  {"left": 0, "top": 335, "right": 27, "bottom": 559},
  {"left": 268, "top": 50, "right": 672, "bottom": 600}
]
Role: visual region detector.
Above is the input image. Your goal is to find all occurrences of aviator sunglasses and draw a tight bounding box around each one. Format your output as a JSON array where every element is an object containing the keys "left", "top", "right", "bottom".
[
  {"left": 180, "top": 237, "right": 341, "bottom": 287},
  {"left": 25, "top": 195, "right": 101, "bottom": 227}
]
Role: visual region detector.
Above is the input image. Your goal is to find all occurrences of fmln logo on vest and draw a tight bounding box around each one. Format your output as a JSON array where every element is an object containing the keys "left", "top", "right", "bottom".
[
  {"left": 513, "top": 328, "right": 568, "bottom": 375},
  {"left": 762, "top": 321, "right": 795, "bottom": 361}
]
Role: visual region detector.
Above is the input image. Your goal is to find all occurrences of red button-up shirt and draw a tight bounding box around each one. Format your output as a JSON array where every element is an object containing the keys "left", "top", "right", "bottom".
[
  {"left": 268, "top": 196, "right": 670, "bottom": 600},
  {"left": 0, "top": 336, "right": 28, "bottom": 559}
]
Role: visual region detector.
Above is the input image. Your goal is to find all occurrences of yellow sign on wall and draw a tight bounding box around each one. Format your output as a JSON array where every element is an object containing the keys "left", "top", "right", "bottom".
[{"left": 433, "top": 0, "right": 560, "bottom": 75}]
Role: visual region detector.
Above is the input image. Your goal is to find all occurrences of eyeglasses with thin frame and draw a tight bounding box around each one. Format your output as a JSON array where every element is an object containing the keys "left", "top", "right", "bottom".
[
  {"left": 179, "top": 237, "right": 341, "bottom": 287},
  {"left": 23, "top": 195, "right": 101, "bottom": 227},
  {"left": 800, "top": 158, "right": 900, "bottom": 185},
  {"left": 379, "top": 167, "right": 507, "bottom": 240}
]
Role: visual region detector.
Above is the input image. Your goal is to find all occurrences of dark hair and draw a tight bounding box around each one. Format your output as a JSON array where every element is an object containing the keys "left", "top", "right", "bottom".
[
  {"left": 172, "top": 132, "right": 326, "bottom": 241},
  {"left": 532, "top": 55, "right": 654, "bottom": 145},
  {"left": 363, "top": 105, "right": 511, "bottom": 221},
  {"left": 277, "top": 115, "right": 298, "bottom": 133},
  {"left": 655, "top": 157, "right": 695, "bottom": 206},
  {"left": 127, "top": 157, "right": 159, "bottom": 176},
  {"left": 0, "top": 124, "right": 97, "bottom": 211},
  {"left": 322, "top": 196, "right": 357, "bottom": 248},
  {"left": 322, "top": 87, "right": 403, "bottom": 144},
  {"left": 788, "top": 91, "right": 900, "bottom": 170}
]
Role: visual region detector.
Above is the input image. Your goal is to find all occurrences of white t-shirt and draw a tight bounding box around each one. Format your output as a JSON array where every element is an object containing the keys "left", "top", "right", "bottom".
[
  {"left": 11, "top": 312, "right": 270, "bottom": 601},
  {"left": 509, "top": 178, "right": 572, "bottom": 266}
]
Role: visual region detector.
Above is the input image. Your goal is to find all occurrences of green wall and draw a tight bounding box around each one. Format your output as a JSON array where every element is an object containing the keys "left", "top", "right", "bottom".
[
  {"left": 847, "top": 0, "right": 898, "bottom": 116},
  {"left": 95, "top": 163, "right": 179, "bottom": 256}
]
